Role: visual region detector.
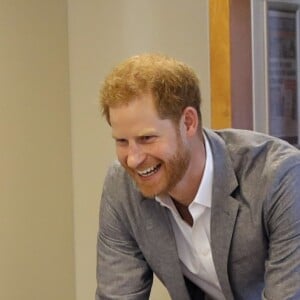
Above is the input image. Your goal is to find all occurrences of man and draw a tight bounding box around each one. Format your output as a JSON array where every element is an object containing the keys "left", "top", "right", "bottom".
[{"left": 96, "top": 53, "right": 300, "bottom": 300}]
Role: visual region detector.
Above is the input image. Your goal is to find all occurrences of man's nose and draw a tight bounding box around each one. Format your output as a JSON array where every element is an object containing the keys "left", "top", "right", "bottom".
[{"left": 126, "top": 143, "right": 145, "bottom": 169}]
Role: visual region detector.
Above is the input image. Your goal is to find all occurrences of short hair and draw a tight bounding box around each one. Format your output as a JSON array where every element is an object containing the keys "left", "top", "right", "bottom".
[{"left": 100, "top": 53, "right": 202, "bottom": 127}]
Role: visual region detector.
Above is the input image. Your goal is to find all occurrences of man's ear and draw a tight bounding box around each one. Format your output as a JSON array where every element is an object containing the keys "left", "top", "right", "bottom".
[{"left": 181, "top": 106, "right": 199, "bottom": 136}]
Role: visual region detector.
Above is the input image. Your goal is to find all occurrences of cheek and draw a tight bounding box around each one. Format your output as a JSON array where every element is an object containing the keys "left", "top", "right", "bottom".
[
  {"left": 159, "top": 139, "right": 179, "bottom": 154},
  {"left": 152, "top": 146, "right": 175, "bottom": 161},
  {"left": 115, "top": 147, "right": 127, "bottom": 164}
]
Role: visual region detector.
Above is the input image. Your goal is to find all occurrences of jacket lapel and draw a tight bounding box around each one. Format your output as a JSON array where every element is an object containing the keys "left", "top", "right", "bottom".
[
  {"left": 140, "top": 198, "right": 191, "bottom": 300},
  {"left": 206, "top": 129, "right": 239, "bottom": 300}
]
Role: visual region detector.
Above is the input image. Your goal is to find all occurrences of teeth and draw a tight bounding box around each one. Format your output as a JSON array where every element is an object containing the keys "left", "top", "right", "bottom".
[{"left": 138, "top": 164, "right": 160, "bottom": 177}]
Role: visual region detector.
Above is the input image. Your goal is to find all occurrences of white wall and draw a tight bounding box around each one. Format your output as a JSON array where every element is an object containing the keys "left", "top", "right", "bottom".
[
  {"left": 68, "top": 1, "right": 211, "bottom": 299},
  {"left": 0, "top": 1, "right": 75, "bottom": 299}
]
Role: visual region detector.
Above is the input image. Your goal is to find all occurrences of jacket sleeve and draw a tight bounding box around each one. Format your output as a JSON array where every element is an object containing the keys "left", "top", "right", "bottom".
[
  {"left": 263, "top": 162, "right": 300, "bottom": 299},
  {"left": 95, "top": 167, "right": 153, "bottom": 300}
]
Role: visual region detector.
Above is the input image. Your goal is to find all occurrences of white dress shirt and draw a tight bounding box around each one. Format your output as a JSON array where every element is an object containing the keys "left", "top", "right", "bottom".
[{"left": 156, "top": 134, "right": 225, "bottom": 300}]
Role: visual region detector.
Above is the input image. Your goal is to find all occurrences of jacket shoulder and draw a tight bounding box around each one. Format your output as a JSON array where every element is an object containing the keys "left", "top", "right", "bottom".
[{"left": 209, "top": 128, "right": 300, "bottom": 174}]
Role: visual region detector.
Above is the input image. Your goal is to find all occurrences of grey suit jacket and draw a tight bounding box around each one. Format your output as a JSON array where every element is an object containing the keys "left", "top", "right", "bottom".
[{"left": 96, "top": 129, "right": 300, "bottom": 300}]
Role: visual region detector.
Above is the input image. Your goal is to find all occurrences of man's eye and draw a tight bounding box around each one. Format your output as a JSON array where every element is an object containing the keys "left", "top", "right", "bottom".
[
  {"left": 140, "top": 136, "right": 155, "bottom": 143},
  {"left": 115, "top": 139, "right": 128, "bottom": 146}
]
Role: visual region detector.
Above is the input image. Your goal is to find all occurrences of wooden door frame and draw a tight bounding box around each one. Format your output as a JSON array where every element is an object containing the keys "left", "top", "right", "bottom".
[{"left": 209, "top": 0, "right": 253, "bottom": 129}]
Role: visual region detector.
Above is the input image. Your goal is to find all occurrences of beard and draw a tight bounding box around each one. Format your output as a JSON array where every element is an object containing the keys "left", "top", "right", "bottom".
[{"left": 125, "top": 132, "right": 191, "bottom": 198}]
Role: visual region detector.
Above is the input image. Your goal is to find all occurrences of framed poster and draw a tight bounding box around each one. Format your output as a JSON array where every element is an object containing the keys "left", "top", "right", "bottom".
[
  {"left": 268, "top": 9, "right": 298, "bottom": 143},
  {"left": 251, "top": 0, "right": 300, "bottom": 146}
]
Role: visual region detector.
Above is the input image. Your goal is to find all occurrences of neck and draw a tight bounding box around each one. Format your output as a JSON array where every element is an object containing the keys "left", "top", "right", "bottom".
[
  {"left": 169, "top": 136, "right": 206, "bottom": 206},
  {"left": 173, "top": 198, "right": 194, "bottom": 226}
]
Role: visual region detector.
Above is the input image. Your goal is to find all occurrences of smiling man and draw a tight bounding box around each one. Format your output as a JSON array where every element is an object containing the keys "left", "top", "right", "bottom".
[
  {"left": 109, "top": 92, "right": 203, "bottom": 205},
  {"left": 96, "top": 54, "right": 300, "bottom": 300}
]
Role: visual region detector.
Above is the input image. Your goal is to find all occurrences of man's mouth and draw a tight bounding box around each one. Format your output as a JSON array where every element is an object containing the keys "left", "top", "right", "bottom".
[{"left": 137, "top": 163, "right": 161, "bottom": 177}]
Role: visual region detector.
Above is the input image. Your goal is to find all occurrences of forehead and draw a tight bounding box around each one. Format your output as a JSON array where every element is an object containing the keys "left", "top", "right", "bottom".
[
  {"left": 109, "top": 93, "right": 157, "bottom": 122},
  {"left": 109, "top": 94, "right": 175, "bottom": 137}
]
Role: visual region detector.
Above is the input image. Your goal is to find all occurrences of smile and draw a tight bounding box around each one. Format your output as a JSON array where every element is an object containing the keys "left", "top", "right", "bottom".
[{"left": 137, "top": 164, "right": 161, "bottom": 177}]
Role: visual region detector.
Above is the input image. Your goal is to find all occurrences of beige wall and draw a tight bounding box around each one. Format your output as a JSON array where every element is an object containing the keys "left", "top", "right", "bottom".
[
  {"left": 0, "top": 1, "right": 211, "bottom": 299},
  {"left": 0, "top": 1, "right": 75, "bottom": 300},
  {"left": 68, "top": 1, "right": 210, "bottom": 299}
]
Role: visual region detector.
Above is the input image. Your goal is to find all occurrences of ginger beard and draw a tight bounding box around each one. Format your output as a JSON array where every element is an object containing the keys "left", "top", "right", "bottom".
[{"left": 123, "top": 130, "right": 191, "bottom": 198}]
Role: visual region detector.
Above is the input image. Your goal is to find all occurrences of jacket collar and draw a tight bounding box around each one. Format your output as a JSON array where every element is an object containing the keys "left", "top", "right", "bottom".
[{"left": 205, "top": 129, "right": 239, "bottom": 300}]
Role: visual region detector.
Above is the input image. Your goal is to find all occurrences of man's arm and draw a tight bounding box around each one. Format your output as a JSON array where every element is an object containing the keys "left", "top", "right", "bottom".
[
  {"left": 263, "top": 163, "right": 300, "bottom": 299},
  {"left": 96, "top": 171, "right": 153, "bottom": 300}
]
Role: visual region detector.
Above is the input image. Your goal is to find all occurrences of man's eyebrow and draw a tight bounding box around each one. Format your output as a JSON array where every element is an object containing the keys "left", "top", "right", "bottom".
[
  {"left": 111, "top": 129, "right": 157, "bottom": 140},
  {"left": 137, "top": 129, "right": 156, "bottom": 136}
]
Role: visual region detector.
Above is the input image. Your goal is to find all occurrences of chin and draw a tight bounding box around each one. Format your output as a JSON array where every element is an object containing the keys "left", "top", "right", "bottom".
[
  {"left": 138, "top": 184, "right": 163, "bottom": 198},
  {"left": 139, "top": 189, "right": 158, "bottom": 198}
]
